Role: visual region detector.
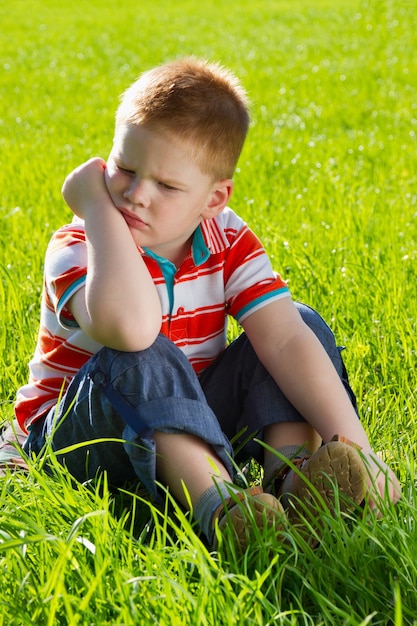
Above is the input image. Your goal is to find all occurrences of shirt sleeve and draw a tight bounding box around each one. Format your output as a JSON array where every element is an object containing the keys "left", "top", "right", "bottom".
[
  {"left": 223, "top": 218, "right": 291, "bottom": 322},
  {"left": 44, "top": 223, "right": 88, "bottom": 330}
]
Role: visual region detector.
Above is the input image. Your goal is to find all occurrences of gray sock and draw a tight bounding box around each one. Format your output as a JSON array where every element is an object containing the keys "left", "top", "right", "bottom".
[
  {"left": 194, "top": 483, "right": 239, "bottom": 543},
  {"left": 263, "top": 444, "right": 311, "bottom": 490}
]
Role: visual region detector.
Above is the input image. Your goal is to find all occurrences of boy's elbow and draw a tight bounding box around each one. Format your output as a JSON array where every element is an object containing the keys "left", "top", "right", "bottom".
[
  {"left": 113, "top": 325, "right": 160, "bottom": 352},
  {"left": 87, "top": 315, "right": 161, "bottom": 352}
]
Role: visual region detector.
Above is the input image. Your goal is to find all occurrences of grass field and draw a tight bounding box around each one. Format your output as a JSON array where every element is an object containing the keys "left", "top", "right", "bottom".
[{"left": 1, "top": 0, "right": 417, "bottom": 623}]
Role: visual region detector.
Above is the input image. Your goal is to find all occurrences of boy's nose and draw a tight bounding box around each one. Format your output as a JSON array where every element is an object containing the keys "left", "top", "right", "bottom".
[{"left": 123, "top": 178, "right": 150, "bottom": 207}]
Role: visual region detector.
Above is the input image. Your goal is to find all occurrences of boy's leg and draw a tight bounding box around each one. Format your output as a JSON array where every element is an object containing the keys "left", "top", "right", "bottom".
[
  {"left": 199, "top": 302, "right": 365, "bottom": 520},
  {"left": 153, "top": 429, "right": 284, "bottom": 548},
  {"left": 27, "top": 334, "right": 234, "bottom": 497},
  {"left": 200, "top": 302, "right": 355, "bottom": 459},
  {"left": 0, "top": 419, "right": 29, "bottom": 476},
  {"left": 26, "top": 334, "right": 283, "bottom": 547}
]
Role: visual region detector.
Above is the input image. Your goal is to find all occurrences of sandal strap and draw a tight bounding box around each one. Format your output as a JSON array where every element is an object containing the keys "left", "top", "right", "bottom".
[
  {"left": 271, "top": 435, "right": 362, "bottom": 497},
  {"left": 0, "top": 457, "right": 29, "bottom": 475},
  {"left": 211, "top": 485, "right": 264, "bottom": 530},
  {"left": 270, "top": 456, "right": 310, "bottom": 496},
  {"left": 331, "top": 434, "right": 362, "bottom": 450}
]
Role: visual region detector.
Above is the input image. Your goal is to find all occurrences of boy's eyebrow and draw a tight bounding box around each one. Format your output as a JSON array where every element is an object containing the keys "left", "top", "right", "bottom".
[
  {"left": 157, "top": 176, "right": 188, "bottom": 189},
  {"left": 114, "top": 155, "right": 187, "bottom": 189},
  {"left": 113, "top": 154, "right": 132, "bottom": 169}
]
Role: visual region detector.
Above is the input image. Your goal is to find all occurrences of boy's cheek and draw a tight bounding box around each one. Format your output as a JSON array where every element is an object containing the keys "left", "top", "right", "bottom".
[
  {"left": 104, "top": 163, "right": 114, "bottom": 182},
  {"left": 103, "top": 173, "right": 120, "bottom": 207},
  {"left": 104, "top": 167, "right": 118, "bottom": 192}
]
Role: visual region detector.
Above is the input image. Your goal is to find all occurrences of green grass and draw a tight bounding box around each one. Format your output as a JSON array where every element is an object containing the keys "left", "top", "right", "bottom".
[{"left": 1, "top": 0, "right": 417, "bottom": 623}]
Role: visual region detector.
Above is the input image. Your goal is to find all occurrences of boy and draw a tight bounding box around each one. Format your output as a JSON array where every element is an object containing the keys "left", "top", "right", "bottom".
[{"left": 16, "top": 57, "right": 400, "bottom": 549}]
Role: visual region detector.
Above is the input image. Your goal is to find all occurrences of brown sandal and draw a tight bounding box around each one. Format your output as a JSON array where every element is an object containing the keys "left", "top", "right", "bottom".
[
  {"left": 270, "top": 436, "right": 368, "bottom": 544},
  {"left": 212, "top": 486, "right": 285, "bottom": 551},
  {"left": 0, "top": 421, "right": 29, "bottom": 477}
]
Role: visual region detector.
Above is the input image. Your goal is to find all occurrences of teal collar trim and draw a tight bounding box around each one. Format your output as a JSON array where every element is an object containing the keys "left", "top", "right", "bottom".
[
  {"left": 143, "top": 247, "right": 176, "bottom": 313},
  {"left": 143, "top": 225, "right": 210, "bottom": 269},
  {"left": 191, "top": 225, "right": 210, "bottom": 266},
  {"left": 142, "top": 227, "right": 210, "bottom": 313}
]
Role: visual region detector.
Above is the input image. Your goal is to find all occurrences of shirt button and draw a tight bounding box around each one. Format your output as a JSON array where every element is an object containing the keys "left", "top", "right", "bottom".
[
  {"left": 92, "top": 371, "right": 106, "bottom": 385},
  {"left": 177, "top": 307, "right": 185, "bottom": 314}
]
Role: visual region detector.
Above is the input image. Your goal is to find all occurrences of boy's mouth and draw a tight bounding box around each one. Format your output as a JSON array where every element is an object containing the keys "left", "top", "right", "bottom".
[{"left": 119, "top": 209, "right": 148, "bottom": 229}]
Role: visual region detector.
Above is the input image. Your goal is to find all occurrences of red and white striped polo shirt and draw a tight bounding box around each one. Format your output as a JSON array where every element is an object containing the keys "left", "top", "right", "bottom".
[{"left": 15, "top": 207, "right": 290, "bottom": 431}]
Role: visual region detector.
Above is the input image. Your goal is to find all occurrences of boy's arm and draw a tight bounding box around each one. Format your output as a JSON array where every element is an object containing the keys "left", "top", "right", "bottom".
[
  {"left": 63, "top": 158, "right": 162, "bottom": 351},
  {"left": 242, "top": 296, "right": 401, "bottom": 503}
]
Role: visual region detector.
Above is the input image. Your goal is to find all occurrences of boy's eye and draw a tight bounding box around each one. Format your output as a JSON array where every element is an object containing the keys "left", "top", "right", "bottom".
[
  {"left": 159, "top": 182, "right": 178, "bottom": 191},
  {"left": 117, "top": 165, "right": 135, "bottom": 175}
]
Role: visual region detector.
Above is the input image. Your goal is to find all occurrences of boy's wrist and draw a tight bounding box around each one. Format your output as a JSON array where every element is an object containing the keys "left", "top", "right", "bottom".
[{"left": 62, "top": 158, "right": 112, "bottom": 219}]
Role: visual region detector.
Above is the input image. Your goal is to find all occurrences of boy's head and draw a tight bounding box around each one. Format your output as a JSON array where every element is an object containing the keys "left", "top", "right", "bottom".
[{"left": 115, "top": 57, "right": 250, "bottom": 181}]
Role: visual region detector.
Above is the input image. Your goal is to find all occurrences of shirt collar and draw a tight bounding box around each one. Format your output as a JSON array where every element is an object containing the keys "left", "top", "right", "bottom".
[
  {"left": 198, "top": 216, "right": 229, "bottom": 256},
  {"left": 141, "top": 216, "right": 230, "bottom": 268},
  {"left": 191, "top": 224, "right": 210, "bottom": 266}
]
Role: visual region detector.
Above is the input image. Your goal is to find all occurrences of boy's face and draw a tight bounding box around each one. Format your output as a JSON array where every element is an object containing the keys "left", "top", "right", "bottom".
[{"left": 105, "top": 123, "right": 232, "bottom": 263}]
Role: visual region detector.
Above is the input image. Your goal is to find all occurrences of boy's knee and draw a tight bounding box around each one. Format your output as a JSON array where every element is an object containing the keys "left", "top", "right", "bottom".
[
  {"left": 96, "top": 333, "right": 186, "bottom": 369},
  {"left": 295, "top": 302, "right": 350, "bottom": 385},
  {"left": 295, "top": 302, "right": 337, "bottom": 349}
]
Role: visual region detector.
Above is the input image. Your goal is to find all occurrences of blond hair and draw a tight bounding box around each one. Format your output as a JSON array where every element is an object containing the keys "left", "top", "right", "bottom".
[{"left": 115, "top": 57, "right": 250, "bottom": 180}]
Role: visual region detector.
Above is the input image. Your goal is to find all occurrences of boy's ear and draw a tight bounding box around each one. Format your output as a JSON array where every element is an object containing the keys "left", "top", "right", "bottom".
[{"left": 201, "top": 179, "right": 234, "bottom": 219}]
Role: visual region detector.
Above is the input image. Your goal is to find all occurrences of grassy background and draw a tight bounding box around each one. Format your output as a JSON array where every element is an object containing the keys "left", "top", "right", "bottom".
[{"left": 1, "top": 0, "right": 417, "bottom": 623}]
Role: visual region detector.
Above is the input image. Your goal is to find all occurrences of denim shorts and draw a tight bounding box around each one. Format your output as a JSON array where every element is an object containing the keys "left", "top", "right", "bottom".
[{"left": 26, "top": 303, "right": 357, "bottom": 499}]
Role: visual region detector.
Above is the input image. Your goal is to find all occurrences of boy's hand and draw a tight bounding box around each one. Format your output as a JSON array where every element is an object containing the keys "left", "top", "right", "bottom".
[
  {"left": 362, "top": 450, "right": 402, "bottom": 511},
  {"left": 63, "top": 157, "right": 162, "bottom": 351},
  {"left": 62, "top": 158, "right": 110, "bottom": 219}
]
